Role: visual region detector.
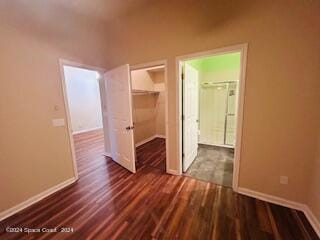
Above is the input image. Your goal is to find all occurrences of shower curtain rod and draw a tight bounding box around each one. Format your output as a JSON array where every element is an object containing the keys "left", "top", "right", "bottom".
[{"left": 201, "top": 80, "right": 238, "bottom": 85}]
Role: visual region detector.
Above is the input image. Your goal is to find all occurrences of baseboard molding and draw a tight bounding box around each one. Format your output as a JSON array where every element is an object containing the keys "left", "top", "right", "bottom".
[
  {"left": 135, "top": 134, "right": 166, "bottom": 147},
  {"left": 238, "top": 187, "right": 320, "bottom": 237},
  {"left": 135, "top": 136, "right": 157, "bottom": 147},
  {"left": 237, "top": 187, "right": 304, "bottom": 210},
  {"left": 302, "top": 205, "right": 320, "bottom": 237},
  {"left": 72, "top": 127, "right": 103, "bottom": 135},
  {"left": 198, "top": 141, "right": 234, "bottom": 149},
  {"left": 155, "top": 134, "right": 166, "bottom": 139},
  {"left": 0, "top": 177, "right": 77, "bottom": 222},
  {"left": 167, "top": 169, "right": 180, "bottom": 175},
  {"left": 103, "top": 152, "right": 112, "bottom": 158}
]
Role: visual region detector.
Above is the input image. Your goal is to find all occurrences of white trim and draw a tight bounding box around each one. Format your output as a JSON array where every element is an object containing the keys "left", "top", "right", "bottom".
[
  {"left": 130, "top": 60, "right": 170, "bottom": 175},
  {"left": 135, "top": 134, "right": 166, "bottom": 147},
  {"left": 0, "top": 177, "right": 76, "bottom": 221},
  {"left": 238, "top": 187, "right": 305, "bottom": 210},
  {"left": 98, "top": 74, "right": 111, "bottom": 159},
  {"left": 198, "top": 142, "right": 234, "bottom": 149},
  {"left": 60, "top": 59, "right": 106, "bottom": 73},
  {"left": 103, "top": 152, "right": 112, "bottom": 158},
  {"left": 233, "top": 44, "right": 248, "bottom": 191},
  {"left": 59, "top": 59, "right": 106, "bottom": 180},
  {"left": 155, "top": 134, "right": 166, "bottom": 139},
  {"left": 59, "top": 60, "right": 79, "bottom": 180},
  {"left": 176, "top": 43, "right": 248, "bottom": 192},
  {"left": 135, "top": 135, "right": 158, "bottom": 147},
  {"left": 167, "top": 169, "right": 180, "bottom": 175},
  {"left": 303, "top": 205, "right": 320, "bottom": 237},
  {"left": 72, "top": 127, "right": 103, "bottom": 135},
  {"left": 238, "top": 187, "right": 320, "bottom": 237},
  {"left": 130, "top": 60, "right": 165, "bottom": 71}
]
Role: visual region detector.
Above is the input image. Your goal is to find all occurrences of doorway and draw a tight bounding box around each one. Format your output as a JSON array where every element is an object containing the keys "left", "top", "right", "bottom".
[
  {"left": 61, "top": 60, "right": 169, "bottom": 177},
  {"left": 60, "top": 60, "right": 106, "bottom": 179},
  {"left": 178, "top": 44, "right": 247, "bottom": 189},
  {"left": 130, "top": 64, "right": 168, "bottom": 172},
  {"left": 101, "top": 61, "right": 169, "bottom": 174}
]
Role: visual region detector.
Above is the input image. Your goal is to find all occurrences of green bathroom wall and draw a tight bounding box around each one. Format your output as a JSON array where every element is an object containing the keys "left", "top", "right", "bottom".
[{"left": 186, "top": 52, "right": 241, "bottom": 72}]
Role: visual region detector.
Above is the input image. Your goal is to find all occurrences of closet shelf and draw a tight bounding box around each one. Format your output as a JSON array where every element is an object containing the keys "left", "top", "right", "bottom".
[{"left": 132, "top": 89, "right": 160, "bottom": 95}]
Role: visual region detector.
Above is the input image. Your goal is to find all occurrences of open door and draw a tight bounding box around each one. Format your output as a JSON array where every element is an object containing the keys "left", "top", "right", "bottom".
[
  {"left": 103, "top": 64, "right": 136, "bottom": 173},
  {"left": 183, "top": 63, "right": 199, "bottom": 172}
]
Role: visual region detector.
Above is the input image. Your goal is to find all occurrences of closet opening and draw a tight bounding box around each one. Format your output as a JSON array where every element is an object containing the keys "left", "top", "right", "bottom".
[
  {"left": 130, "top": 64, "right": 167, "bottom": 172},
  {"left": 179, "top": 48, "right": 246, "bottom": 188}
]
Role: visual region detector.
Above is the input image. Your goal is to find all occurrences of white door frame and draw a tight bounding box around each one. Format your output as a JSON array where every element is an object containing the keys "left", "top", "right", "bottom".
[
  {"left": 176, "top": 43, "right": 248, "bottom": 191},
  {"left": 130, "top": 60, "right": 170, "bottom": 174},
  {"left": 59, "top": 59, "right": 106, "bottom": 180}
]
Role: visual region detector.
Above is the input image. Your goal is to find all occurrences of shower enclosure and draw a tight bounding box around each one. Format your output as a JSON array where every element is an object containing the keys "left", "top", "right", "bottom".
[{"left": 199, "top": 81, "right": 238, "bottom": 147}]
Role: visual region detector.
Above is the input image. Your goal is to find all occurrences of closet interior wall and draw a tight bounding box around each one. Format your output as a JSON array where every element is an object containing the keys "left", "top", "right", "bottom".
[{"left": 131, "top": 67, "right": 165, "bottom": 145}]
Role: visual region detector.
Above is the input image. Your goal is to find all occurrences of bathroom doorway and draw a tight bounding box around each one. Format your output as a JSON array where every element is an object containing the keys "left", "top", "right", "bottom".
[{"left": 178, "top": 44, "right": 247, "bottom": 189}]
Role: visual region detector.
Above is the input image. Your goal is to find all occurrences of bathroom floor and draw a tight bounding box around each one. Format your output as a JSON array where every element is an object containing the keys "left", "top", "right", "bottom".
[{"left": 184, "top": 144, "right": 234, "bottom": 187}]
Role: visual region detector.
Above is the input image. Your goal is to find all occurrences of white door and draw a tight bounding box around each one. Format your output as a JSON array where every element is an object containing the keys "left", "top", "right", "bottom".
[
  {"left": 183, "top": 63, "right": 199, "bottom": 172},
  {"left": 103, "top": 64, "right": 136, "bottom": 173}
]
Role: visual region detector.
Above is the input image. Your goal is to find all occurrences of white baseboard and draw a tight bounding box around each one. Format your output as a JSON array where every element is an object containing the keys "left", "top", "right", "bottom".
[
  {"left": 72, "top": 127, "right": 103, "bottom": 135},
  {"left": 103, "top": 152, "right": 112, "bottom": 158},
  {"left": 198, "top": 141, "right": 234, "bottom": 149},
  {"left": 238, "top": 187, "right": 320, "bottom": 237},
  {"left": 135, "top": 136, "right": 157, "bottom": 147},
  {"left": 0, "top": 177, "right": 77, "bottom": 222},
  {"left": 237, "top": 187, "right": 304, "bottom": 210},
  {"left": 155, "top": 134, "right": 166, "bottom": 139},
  {"left": 302, "top": 205, "right": 320, "bottom": 237},
  {"left": 135, "top": 134, "right": 166, "bottom": 147},
  {"left": 167, "top": 169, "right": 180, "bottom": 175}
]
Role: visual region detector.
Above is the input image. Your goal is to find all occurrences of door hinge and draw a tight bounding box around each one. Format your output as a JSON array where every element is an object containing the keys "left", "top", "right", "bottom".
[
  {"left": 182, "top": 153, "right": 185, "bottom": 159},
  {"left": 182, "top": 115, "right": 185, "bottom": 121},
  {"left": 181, "top": 72, "right": 184, "bottom": 80},
  {"left": 125, "top": 126, "right": 134, "bottom": 130}
]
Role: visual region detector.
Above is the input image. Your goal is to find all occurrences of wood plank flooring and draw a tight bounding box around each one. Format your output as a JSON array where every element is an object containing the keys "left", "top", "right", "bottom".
[
  {"left": 136, "top": 138, "right": 166, "bottom": 171},
  {"left": 0, "top": 130, "right": 318, "bottom": 239}
]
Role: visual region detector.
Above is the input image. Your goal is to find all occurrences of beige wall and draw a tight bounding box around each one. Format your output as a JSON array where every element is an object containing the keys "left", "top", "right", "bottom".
[
  {"left": 153, "top": 71, "right": 166, "bottom": 136},
  {"left": 131, "top": 69, "right": 155, "bottom": 91},
  {"left": 132, "top": 95, "right": 157, "bottom": 144},
  {"left": 0, "top": 7, "right": 108, "bottom": 212},
  {"left": 155, "top": 92, "right": 166, "bottom": 136},
  {"left": 102, "top": 0, "right": 320, "bottom": 203},
  {"left": 131, "top": 69, "right": 165, "bottom": 144}
]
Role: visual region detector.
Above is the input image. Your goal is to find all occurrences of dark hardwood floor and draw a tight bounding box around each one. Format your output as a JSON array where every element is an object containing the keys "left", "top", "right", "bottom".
[
  {"left": 0, "top": 130, "right": 318, "bottom": 239},
  {"left": 136, "top": 137, "right": 166, "bottom": 171}
]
